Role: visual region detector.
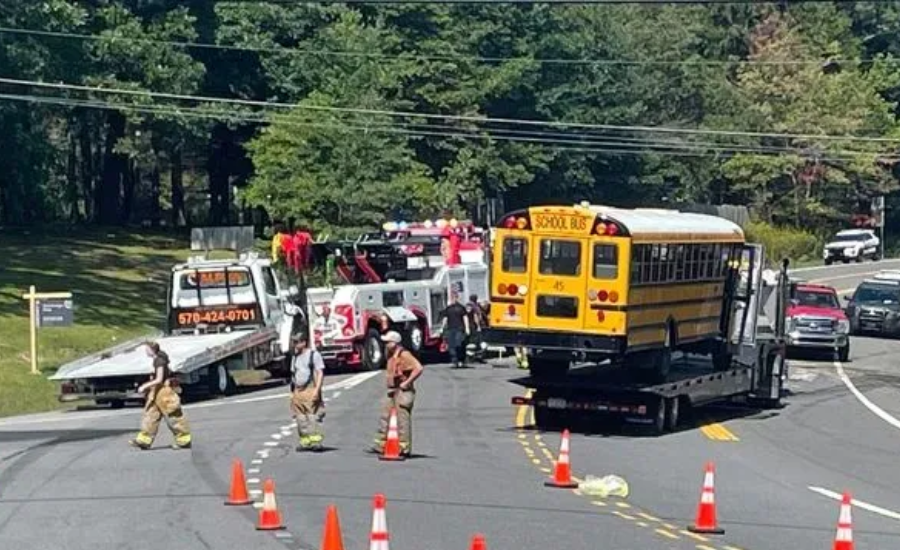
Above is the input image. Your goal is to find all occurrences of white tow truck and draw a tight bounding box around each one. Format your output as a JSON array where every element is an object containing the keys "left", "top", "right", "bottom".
[
  {"left": 307, "top": 220, "right": 490, "bottom": 370},
  {"left": 51, "top": 227, "right": 302, "bottom": 408}
]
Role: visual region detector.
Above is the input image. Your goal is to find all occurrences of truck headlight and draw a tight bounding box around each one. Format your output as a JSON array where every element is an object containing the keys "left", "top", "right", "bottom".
[{"left": 837, "top": 319, "right": 850, "bottom": 334}]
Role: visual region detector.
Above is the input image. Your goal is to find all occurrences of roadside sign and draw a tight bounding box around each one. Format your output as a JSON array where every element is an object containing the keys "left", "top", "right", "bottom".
[
  {"left": 21, "top": 286, "right": 74, "bottom": 375},
  {"left": 36, "top": 298, "right": 74, "bottom": 327}
]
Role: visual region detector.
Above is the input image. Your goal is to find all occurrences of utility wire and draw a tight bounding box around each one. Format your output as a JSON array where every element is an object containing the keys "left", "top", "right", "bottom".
[
  {"left": 0, "top": 25, "right": 872, "bottom": 67},
  {"left": 1, "top": 75, "right": 898, "bottom": 144},
  {"left": 0, "top": 91, "right": 892, "bottom": 163}
]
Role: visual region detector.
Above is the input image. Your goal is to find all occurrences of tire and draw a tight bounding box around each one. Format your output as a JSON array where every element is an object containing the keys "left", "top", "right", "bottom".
[
  {"left": 405, "top": 323, "right": 424, "bottom": 355},
  {"left": 825, "top": 258, "right": 833, "bottom": 266},
  {"left": 97, "top": 399, "right": 125, "bottom": 409},
  {"left": 838, "top": 343, "right": 850, "bottom": 363},
  {"left": 665, "top": 397, "right": 680, "bottom": 432},
  {"left": 208, "top": 364, "right": 235, "bottom": 396},
  {"left": 651, "top": 397, "right": 666, "bottom": 435},
  {"left": 362, "top": 329, "right": 386, "bottom": 371}
]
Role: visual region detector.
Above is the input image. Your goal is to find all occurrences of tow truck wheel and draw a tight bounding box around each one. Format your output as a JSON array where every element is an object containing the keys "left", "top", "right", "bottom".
[
  {"left": 406, "top": 323, "right": 424, "bottom": 354},
  {"left": 363, "top": 329, "right": 386, "bottom": 371},
  {"left": 209, "top": 364, "right": 235, "bottom": 396},
  {"left": 652, "top": 397, "right": 666, "bottom": 435},
  {"left": 665, "top": 397, "right": 680, "bottom": 432}
]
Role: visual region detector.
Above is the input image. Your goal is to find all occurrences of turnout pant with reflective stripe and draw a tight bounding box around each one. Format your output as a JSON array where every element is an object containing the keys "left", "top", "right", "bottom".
[
  {"left": 134, "top": 385, "right": 191, "bottom": 447},
  {"left": 373, "top": 389, "right": 415, "bottom": 453},
  {"left": 291, "top": 386, "right": 324, "bottom": 448}
]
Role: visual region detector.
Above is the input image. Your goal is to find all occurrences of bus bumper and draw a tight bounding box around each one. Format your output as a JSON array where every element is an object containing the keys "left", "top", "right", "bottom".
[{"left": 483, "top": 328, "right": 624, "bottom": 355}]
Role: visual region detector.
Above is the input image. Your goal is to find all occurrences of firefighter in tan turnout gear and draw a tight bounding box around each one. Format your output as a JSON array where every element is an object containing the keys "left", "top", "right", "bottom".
[
  {"left": 129, "top": 341, "right": 192, "bottom": 450},
  {"left": 371, "top": 331, "right": 424, "bottom": 457},
  {"left": 290, "top": 332, "right": 326, "bottom": 452}
]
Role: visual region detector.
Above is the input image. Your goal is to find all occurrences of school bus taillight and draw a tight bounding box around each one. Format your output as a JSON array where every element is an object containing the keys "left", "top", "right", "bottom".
[
  {"left": 609, "top": 291, "right": 619, "bottom": 303},
  {"left": 508, "top": 304, "right": 517, "bottom": 316},
  {"left": 593, "top": 221, "right": 620, "bottom": 236},
  {"left": 596, "top": 310, "right": 606, "bottom": 322},
  {"left": 501, "top": 214, "right": 530, "bottom": 230}
]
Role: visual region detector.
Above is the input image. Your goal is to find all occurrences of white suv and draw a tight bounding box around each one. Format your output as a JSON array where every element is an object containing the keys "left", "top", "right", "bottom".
[{"left": 823, "top": 229, "right": 880, "bottom": 265}]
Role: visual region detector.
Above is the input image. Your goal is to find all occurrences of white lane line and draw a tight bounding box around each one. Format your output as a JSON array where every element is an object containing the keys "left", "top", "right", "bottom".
[
  {"left": 809, "top": 486, "right": 900, "bottom": 521},
  {"left": 247, "top": 478, "right": 261, "bottom": 484},
  {"left": 279, "top": 424, "right": 294, "bottom": 431},
  {"left": 332, "top": 391, "right": 342, "bottom": 399},
  {"left": 252, "top": 502, "right": 264, "bottom": 509},
  {"left": 251, "top": 459, "right": 263, "bottom": 465},
  {"left": 271, "top": 433, "right": 283, "bottom": 440},
  {"left": 250, "top": 490, "right": 263, "bottom": 497},
  {"left": 248, "top": 468, "right": 260, "bottom": 474},
  {"left": 834, "top": 360, "right": 900, "bottom": 431},
  {"left": 256, "top": 450, "right": 269, "bottom": 457},
  {"left": 263, "top": 441, "right": 279, "bottom": 447}
]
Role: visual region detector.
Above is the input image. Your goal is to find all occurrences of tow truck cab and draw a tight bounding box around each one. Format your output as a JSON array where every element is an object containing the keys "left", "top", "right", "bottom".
[{"left": 785, "top": 282, "right": 849, "bottom": 361}]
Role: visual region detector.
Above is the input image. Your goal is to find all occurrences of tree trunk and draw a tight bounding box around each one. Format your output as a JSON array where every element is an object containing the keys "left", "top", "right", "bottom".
[
  {"left": 170, "top": 145, "right": 187, "bottom": 227},
  {"left": 121, "top": 159, "right": 137, "bottom": 226},
  {"left": 208, "top": 124, "right": 231, "bottom": 225},
  {"left": 79, "top": 113, "right": 95, "bottom": 222},
  {"left": 96, "top": 111, "right": 126, "bottom": 225}
]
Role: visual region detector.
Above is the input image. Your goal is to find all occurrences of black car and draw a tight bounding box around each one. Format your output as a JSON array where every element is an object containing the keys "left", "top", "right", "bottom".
[{"left": 845, "top": 279, "right": 900, "bottom": 336}]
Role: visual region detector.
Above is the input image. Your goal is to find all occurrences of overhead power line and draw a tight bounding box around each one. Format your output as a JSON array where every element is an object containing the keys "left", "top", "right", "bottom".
[
  {"left": 0, "top": 91, "right": 893, "bottom": 164},
  {"left": 0, "top": 25, "right": 874, "bottom": 67},
  {"left": 213, "top": 0, "right": 849, "bottom": 5},
  {"left": 1, "top": 75, "right": 898, "bottom": 144}
]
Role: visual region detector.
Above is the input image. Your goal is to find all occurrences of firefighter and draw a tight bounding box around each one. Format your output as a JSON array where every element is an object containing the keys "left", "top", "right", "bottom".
[
  {"left": 129, "top": 341, "right": 192, "bottom": 450},
  {"left": 514, "top": 345, "right": 529, "bottom": 370},
  {"left": 290, "top": 333, "right": 326, "bottom": 452},
  {"left": 370, "top": 331, "right": 424, "bottom": 457}
]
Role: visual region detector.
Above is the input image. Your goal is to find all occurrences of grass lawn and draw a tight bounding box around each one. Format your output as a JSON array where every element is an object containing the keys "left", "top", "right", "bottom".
[{"left": 0, "top": 228, "right": 197, "bottom": 418}]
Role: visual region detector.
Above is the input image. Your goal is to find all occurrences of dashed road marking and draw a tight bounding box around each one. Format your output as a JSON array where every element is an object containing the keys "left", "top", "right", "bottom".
[{"left": 655, "top": 528, "right": 680, "bottom": 540}]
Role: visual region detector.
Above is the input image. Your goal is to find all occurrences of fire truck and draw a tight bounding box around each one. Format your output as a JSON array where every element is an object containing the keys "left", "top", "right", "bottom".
[{"left": 307, "top": 219, "right": 489, "bottom": 370}]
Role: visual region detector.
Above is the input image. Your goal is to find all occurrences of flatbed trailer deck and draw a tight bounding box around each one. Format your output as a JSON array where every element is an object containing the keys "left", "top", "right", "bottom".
[{"left": 510, "top": 353, "right": 777, "bottom": 434}]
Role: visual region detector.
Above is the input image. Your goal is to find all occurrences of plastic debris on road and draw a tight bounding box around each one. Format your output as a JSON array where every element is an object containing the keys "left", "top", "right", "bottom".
[{"left": 578, "top": 475, "right": 629, "bottom": 498}]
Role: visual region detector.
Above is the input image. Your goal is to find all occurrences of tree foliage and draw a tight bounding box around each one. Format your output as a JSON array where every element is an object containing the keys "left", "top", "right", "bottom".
[{"left": 1, "top": 1, "right": 899, "bottom": 237}]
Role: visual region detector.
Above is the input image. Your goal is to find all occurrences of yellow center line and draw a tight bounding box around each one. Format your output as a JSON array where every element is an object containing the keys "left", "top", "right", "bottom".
[
  {"left": 655, "top": 529, "right": 680, "bottom": 540},
  {"left": 614, "top": 511, "right": 637, "bottom": 520},
  {"left": 697, "top": 545, "right": 718, "bottom": 550},
  {"left": 700, "top": 422, "right": 740, "bottom": 442},
  {"left": 681, "top": 529, "right": 711, "bottom": 542}
]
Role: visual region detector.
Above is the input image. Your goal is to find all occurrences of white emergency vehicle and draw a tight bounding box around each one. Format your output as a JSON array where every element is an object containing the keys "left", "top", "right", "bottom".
[
  {"left": 307, "top": 219, "right": 489, "bottom": 370},
  {"left": 51, "top": 227, "right": 303, "bottom": 408}
]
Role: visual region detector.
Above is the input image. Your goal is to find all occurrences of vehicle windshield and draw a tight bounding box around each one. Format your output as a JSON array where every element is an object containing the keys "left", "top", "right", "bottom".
[
  {"left": 831, "top": 233, "right": 868, "bottom": 242},
  {"left": 853, "top": 283, "right": 900, "bottom": 304},
  {"left": 794, "top": 290, "right": 839, "bottom": 309}
]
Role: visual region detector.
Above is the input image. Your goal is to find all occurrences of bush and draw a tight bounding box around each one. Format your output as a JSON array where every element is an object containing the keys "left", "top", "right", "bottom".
[{"left": 745, "top": 221, "right": 821, "bottom": 265}]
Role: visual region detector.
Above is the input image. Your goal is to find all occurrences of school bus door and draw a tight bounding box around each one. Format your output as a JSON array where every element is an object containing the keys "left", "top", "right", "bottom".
[{"left": 527, "top": 236, "right": 589, "bottom": 332}]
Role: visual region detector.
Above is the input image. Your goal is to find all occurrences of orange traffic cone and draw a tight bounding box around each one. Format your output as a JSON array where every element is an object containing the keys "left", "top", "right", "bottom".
[
  {"left": 256, "top": 478, "right": 286, "bottom": 531},
  {"left": 470, "top": 534, "right": 487, "bottom": 550},
  {"left": 833, "top": 492, "right": 854, "bottom": 550},
  {"left": 379, "top": 408, "right": 405, "bottom": 462},
  {"left": 321, "top": 505, "right": 345, "bottom": 550},
  {"left": 224, "top": 458, "right": 252, "bottom": 506},
  {"left": 688, "top": 462, "right": 724, "bottom": 534},
  {"left": 369, "top": 493, "right": 390, "bottom": 550},
  {"left": 545, "top": 429, "right": 579, "bottom": 488}
]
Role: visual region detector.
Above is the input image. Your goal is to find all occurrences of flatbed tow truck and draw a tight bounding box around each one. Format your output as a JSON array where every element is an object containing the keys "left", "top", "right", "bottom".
[
  {"left": 50, "top": 227, "right": 302, "bottom": 408},
  {"left": 510, "top": 244, "right": 790, "bottom": 435}
]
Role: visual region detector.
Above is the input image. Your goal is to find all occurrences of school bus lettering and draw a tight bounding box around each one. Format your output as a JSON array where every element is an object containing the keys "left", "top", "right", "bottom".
[{"left": 534, "top": 214, "right": 588, "bottom": 233}]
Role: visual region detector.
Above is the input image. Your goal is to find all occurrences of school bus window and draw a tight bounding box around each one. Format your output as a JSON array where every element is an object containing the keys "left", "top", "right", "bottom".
[
  {"left": 501, "top": 237, "right": 528, "bottom": 273},
  {"left": 659, "top": 244, "right": 672, "bottom": 282},
  {"left": 689, "top": 245, "right": 700, "bottom": 280},
  {"left": 536, "top": 295, "right": 579, "bottom": 319},
  {"left": 539, "top": 239, "right": 581, "bottom": 277},
  {"left": 592, "top": 243, "right": 618, "bottom": 279}
]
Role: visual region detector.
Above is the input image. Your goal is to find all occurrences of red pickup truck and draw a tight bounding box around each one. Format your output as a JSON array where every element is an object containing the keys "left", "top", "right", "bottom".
[{"left": 786, "top": 282, "right": 851, "bottom": 361}]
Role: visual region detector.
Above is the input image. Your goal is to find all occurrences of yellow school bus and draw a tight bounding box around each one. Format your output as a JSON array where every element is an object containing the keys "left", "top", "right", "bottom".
[{"left": 485, "top": 203, "right": 745, "bottom": 382}]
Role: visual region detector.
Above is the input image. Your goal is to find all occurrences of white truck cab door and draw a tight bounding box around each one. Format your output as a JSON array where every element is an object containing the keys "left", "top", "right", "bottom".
[{"left": 259, "top": 267, "right": 285, "bottom": 327}]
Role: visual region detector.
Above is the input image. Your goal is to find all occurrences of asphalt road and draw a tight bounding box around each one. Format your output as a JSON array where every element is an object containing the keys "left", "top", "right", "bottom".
[{"left": 2, "top": 258, "right": 900, "bottom": 550}]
